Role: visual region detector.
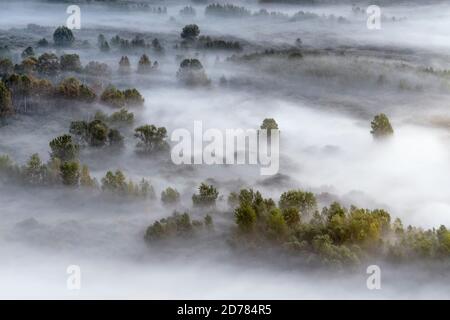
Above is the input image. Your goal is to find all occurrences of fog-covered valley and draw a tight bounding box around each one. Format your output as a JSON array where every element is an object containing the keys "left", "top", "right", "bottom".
[{"left": 0, "top": 0, "right": 450, "bottom": 299}]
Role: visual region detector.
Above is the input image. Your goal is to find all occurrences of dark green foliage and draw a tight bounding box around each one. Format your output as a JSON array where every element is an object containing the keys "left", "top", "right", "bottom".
[
  {"left": 101, "top": 170, "right": 154, "bottom": 198},
  {"left": 70, "top": 119, "right": 124, "bottom": 148},
  {"left": 180, "top": 24, "right": 200, "bottom": 40},
  {"left": 235, "top": 203, "right": 257, "bottom": 232},
  {"left": 109, "top": 108, "right": 134, "bottom": 125},
  {"left": 21, "top": 47, "right": 35, "bottom": 59},
  {"left": 0, "top": 81, "right": 13, "bottom": 117},
  {"left": 134, "top": 124, "right": 169, "bottom": 155},
  {"left": 53, "top": 26, "right": 75, "bottom": 47},
  {"left": 145, "top": 212, "right": 212, "bottom": 242},
  {"left": 192, "top": 183, "right": 219, "bottom": 208},
  {"left": 60, "top": 161, "right": 80, "bottom": 186},
  {"left": 161, "top": 187, "right": 180, "bottom": 205},
  {"left": 49, "top": 134, "right": 79, "bottom": 162},
  {"left": 37, "top": 38, "right": 49, "bottom": 47},
  {"left": 279, "top": 190, "right": 317, "bottom": 216},
  {"left": 100, "top": 85, "right": 125, "bottom": 108},
  {"left": 198, "top": 36, "right": 242, "bottom": 51},
  {"left": 60, "top": 54, "right": 82, "bottom": 72},
  {"left": 371, "top": 113, "right": 394, "bottom": 138},
  {"left": 176, "top": 59, "right": 210, "bottom": 86},
  {"left": 123, "top": 88, "right": 144, "bottom": 106}
]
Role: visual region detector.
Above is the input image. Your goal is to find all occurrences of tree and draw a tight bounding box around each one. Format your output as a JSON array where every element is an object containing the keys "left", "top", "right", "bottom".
[
  {"left": 49, "top": 134, "right": 79, "bottom": 162},
  {"left": 134, "top": 124, "right": 169, "bottom": 155},
  {"left": 37, "top": 38, "right": 49, "bottom": 47},
  {"left": 267, "top": 208, "right": 287, "bottom": 239},
  {"left": 279, "top": 190, "right": 317, "bottom": 216},
  {"left": 180, "top": 24, "right": 200, "bottom": 40},
  {"left": 23, "top": 153, "right": 46, "bottom": 185},
  {"left": 124, "top": 88, "right": 144, "bottom": 106},
  {"left": 108, "top": 129, "right": 124, "bottom": 149},
  {"left": 101, "top": 170, "right": 127, "bottom": 194},
  {"left": 109, "top": 108, "right": 134, "bottom": 125},
  {"left": 282, "top": 207, "right": 300, "bottom": 227},
  {"left": 370, "top": 113, "right": 393, "bottom": 139},
  {"left": 60, "top": 54, "right": 82, "bottom": 72},
  {"left": 101, "top": 85, "right": 125, "bottom": 108},
  {"left": 118, "top": 56, "right": 131, "bottom": 74},
  {"left": 137, "top": 54, "right": 152, "bottom": 73},
  {"left": 37, "top": 53, "right": 60, "bottom": 76},
  {"left": 80, "top": 165, "right": 97, "bottom": 188},
  {"left": 235, "top": 203, "right": 257, "bottom": 232},
  {"left": 260, "top": 118, "right": 278, "bottom": 131},
  {"left": 87, "top": 119, "right": 109, "bottom": 147},
  {"left": 53, "top": 26, "right": 75, "bottom": 47},
  {"left": 60, "top": 161, "right": 80, "bottom": 186},
  {"left": 176, "top": 59, "right": 210, "bottom": 86},
  {"left": 56, "top": 77, "right": 96, "bottom": 103},
  {"left": 0, "top": 81, "right": 13, "bottom": 117},
  {"left": 192, "top": 183, "right": 219, "bottom": 207},
  {"left": 21, "top": 47, "right": 35, "bottom": 59},
  {"left": 161, "top": 187, "right": 180, "bottom": 205},
  {"left": 179, "top": 6, "right": 196, "bottom": 17},
  {"left": 84, "top": 61, "right": 110, "bottom": 77},
  {"left": 0, "top": 58, "right": 13, "bottom": 77}
]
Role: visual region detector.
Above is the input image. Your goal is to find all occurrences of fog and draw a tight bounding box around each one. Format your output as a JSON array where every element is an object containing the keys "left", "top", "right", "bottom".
[{"left": 0, "top": 0, "right": 450, "bottom": 299}]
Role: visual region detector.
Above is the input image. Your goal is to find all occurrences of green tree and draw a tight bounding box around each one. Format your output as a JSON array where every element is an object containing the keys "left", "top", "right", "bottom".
[
  {"left": 260, "top": 118, "right": 278, "bottom": 131},
  {"left": 0, "top": 81, "right": 13, "bottom": 117},
  {"left": 60, "top": 161, "right": 80, "bottom": 186},
  {"left": 370, "top": 113, "right": 394, "bottom": 139},
  {"left": 23, "top": 153, "right": 46, "bottom": 185},
  {"left": 60, "top": 54, "right": 82, "bottom": 72},
  {"left": 101, "top": 170, "right": 127, "bottom": 194},
  {"left": 282, "top": 207, "right": 300, "bottom": 227},
  {"left": 161, "top": 187, "right": 180, "bottom": 205},
  {"left": 21, "top": 46, "right": 35, "bottom": 59},
  {"left": 235, "top": 203, "right": 257, "bottom": 232},
  {"left": 80, "top": 165, "right": 97, "bottom": 188},
  {"left": 192, "top": 183, "right": 219, "bottom": 207},
  {"left": 134, "top": 124, "right": 169, "bottom": 155},
  {"left": 279, "top": 190, "right": 317, "bottom": 216},
  {"left": 177, "top": 59, "right": 210, "bottom": 86},
  {"left": 101, "top": 85, "right": 125, "bottom": 108},
  {"left": 53, "top": 26, "right": 75, "bottom": 47},
  {"left": 49, "top": 134, "right": 79, "bottom": 162},
  {"left": 180, "top": 24, "right": 200, "bottom": 40},
  {"left": 137, "top": 54, "right": 152, "bottom": 73},
  {"left": 123, "top": 88, "right": 144, "bottom": 106}
]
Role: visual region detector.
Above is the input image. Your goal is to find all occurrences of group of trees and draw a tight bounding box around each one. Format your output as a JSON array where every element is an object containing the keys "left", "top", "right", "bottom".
[
  {"left": 145, "top": 211, "right": 213, "bottom": 242},
  {"left": 0, "top": 151, "right": 155, "bottom": 200},
  {"left": 109, "top": 34, "right": 164, "bottom": 53},
  {"left": 118, "top": 54, "right": 158, "bottom": 74},
  {"left": 70, "top": 119, "right": 124, "bottom": 149},
  {"left": 100, "top": 85, "right": 145, "bottom": 108}
]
